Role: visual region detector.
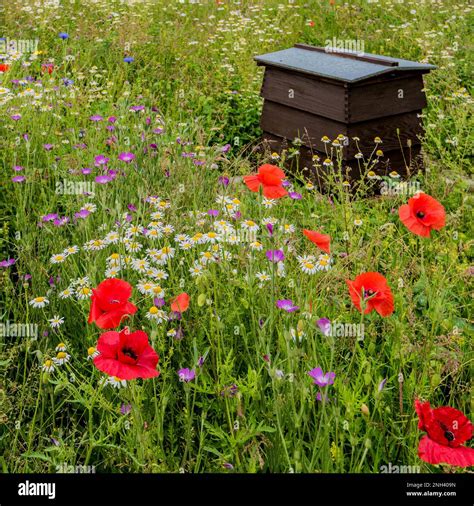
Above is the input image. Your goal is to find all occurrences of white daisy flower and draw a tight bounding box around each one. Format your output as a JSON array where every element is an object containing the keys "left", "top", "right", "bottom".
[
  {"left": 145, "top": 306, "right": 167, "bottom": 323},
  {"left": 49, "top": 316, "right": 65, "bottom": 328},
  {"left": 59, "top": 288, "right": 74, "bottom": 299},
  {"left": 105, "top": 266, "right": 121, "bottom": 278},
  {"left": 29, "top": 296, "right": 49, "bottom": 308},
  {"left": 50, "top": 253, "right": 67, "bottom": 264},
  {"left": 53, "top": 351, "right": 70, "bottom": 365},
  {"left": 190, "top": 263, "right": 204, "bottom": 277},
  {"left": 63, "top": 245, "right": 79, "bottom": 255},
  {"left": 87, "top": 346, "right": 99, "bottom": 360},
  {"left": 105, "top": 376, "right": 127, "bottom": 389},
  {"left": 136, "top": 280, "right": 155, "bottom": 295},
  {"left": 42, "top": 359, "right": 55, "bottom": 373},
  {"left": 76, "top": 286, "right": 93, "bottom": 300}
]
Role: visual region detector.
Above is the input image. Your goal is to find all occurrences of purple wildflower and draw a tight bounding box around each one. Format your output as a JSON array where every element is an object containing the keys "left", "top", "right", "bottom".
[
  {"left": 0, "top": 258, "right": 16, "bottom": 268},
  {"left": 308, "top": 367, "right": 336, "bottom": 387},
  {"left": 120, "top": 403, "right": 132, "bottom": 415},
  {"left": 118, "top": 152, "right": 135, "bottom": 163},
  {"left": 266, "top": 249, "right": 284, "bottom": 262},
  {"left": 207, "top": 209, "right": 219, "bottom": 217},
  {"left": 316, "top": 318, "right": 332, "bottom": 336},
  {"left": 12, "top": 175, "right": 25, "bottom": 183},
  {"left": 178, "top": 368, "right": 195, "bottom": 382},
  {"left": 288, "top": 191, "right": 302, "bottom": 200},
  {"left": 378, "top": 378, "right": 387, "bottom": 393},
  {"left": 218, "top": 176, "right": 229, "bottom": 186},
  {"left": 276, "top": 299, "right": 299, "bottom": 312},
  {"left": 89, "top": 115, "right": 103, "bottom": 122}
]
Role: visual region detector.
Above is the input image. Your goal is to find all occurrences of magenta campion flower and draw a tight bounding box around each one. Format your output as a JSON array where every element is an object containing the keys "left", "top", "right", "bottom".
[
  {"left": 12, "top": 175, "right": 25, "bottom": 182},
  {"left": 316, "top": 318, "right": 331, "bottom": 336},
  {"left": 118, "top": 152, "right": 135, "bottom": 163},
  {"left": 218, "top": 176, "right": 229, "bottom": 186},
  {"left": 53, "top": 216, "right": 69, "bottom": 227},
  {"left": 178, "top": 368, "right": 195, "bottom": 382},
  {"left": 74, "top": 209, "right": 90, "bottom": 219},
  {"left": 276, "top": 299, "right": 299, "bottom": 312},
  {"left": 288, "top": 191, "right": 302, "bottom": 200},
  {"left": 266, "top": 223, "right": 274, "bottom": 236},
  {"left": 81, "top": 167, "right": 92, "bottom": 175},
  {"left": 153, "top": 127, "right": 164, "bottom": 134},
  {"left": 94, "top": 155, "right": 109, "bottom": 166},
  {"left": 0, "top": 258, "right": 16, "bottom": 268},
  {"left": 266, "top": 249, "right": 284, "bottom": 262},
  {"left": 95, "top": 175, "right": 113, "bottom": 184},
  {"left": 221, "top": 144, "right": 231, "bottom": 153},
  {"left": 13, "top": 165, "right": 23, "bottom": 171},
  {"left": 308, "top": 367, "right": 336, "bottom": 387},
  {"left": 108, "top": 116, "right": 117, "bottom": 123},
  {"left": 207, "top": 209, "right": 219, "bottom": 217},
  {"left": 120, "top": 403, "right": 132, "bottom": 415},
  {"left": 129, "top": 105, "right": 145, "bottom": 112},
  {"left": 11, "top": 114, "right": 21, "bottom": 121},
  {"left": 43, "top": 144, "right": 53, "bottom": 151},
  {"left": 89, "top": 114, "right": 103, "bottom": 122},
  {"left": 42, "top": 213, "right": 58, "bottom": 222}
]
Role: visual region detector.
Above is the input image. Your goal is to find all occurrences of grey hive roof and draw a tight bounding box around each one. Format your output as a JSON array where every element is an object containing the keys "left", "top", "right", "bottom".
[{"left": 254, "top": 45, "right": 436, "bottom": 83}]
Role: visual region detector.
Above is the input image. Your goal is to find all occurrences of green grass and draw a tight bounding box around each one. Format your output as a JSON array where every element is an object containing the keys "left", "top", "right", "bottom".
[{"left": 0, "top": 0, "right": 472, "bottom": 473}]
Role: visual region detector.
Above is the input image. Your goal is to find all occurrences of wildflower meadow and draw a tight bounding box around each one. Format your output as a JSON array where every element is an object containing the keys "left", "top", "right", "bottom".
[{"left": 0, "top": 0, "right": 473, "bottom": 491}]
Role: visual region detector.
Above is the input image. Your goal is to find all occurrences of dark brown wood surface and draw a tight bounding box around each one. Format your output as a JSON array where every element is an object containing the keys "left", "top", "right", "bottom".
[
  {"left": 260, "top": 67, "right": 347, "bottom": 122},
  {"left": 260, "top": 100, "right": 423, "bottom": 158},
  {"left": 261, "top": 68, "right": 426, "bottom": 123},
  {"left": 348, "top": 74, "right": 426, "bottom": 122}
]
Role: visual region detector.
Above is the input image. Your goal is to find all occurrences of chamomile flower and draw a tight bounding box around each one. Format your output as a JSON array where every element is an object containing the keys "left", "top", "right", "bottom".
[
  {"left": 191, "top": 232, "right": 205, "bottom": 244},
  {"left": 42, "top": 359, "right": 55, "bottom": 373},
  {"left": 87, "top": 346, "right": 99, "bottom": 360},
  {"left": 59, "top": 287, "right": 74, "bottom": 299},
  {"left": 76, "top": 285, "right": 93, "bottom": 300},
  {"left": 82, "top": 202, "right": 97, "bottom": 213},
  {"left": 125, "top": 225, "right": 143, "bottom": 237},
  {"left": 137, "top": 280, "right": 155, "bottom": 295},
  {"left": 262, "top": 198, "right": 276, "bottom": 208},
  {"left": 131, "top": 258, "right": 150, "bottom": 273},
  {"left": 175, "top": 233, "right": 190, "bottom": 243},
  {"left": 29, "top": 296, "right": 49, "bottom": 308},
  {"left": 298, "top": 255, "right": 318, "bottom": 275},
  {"left": 125, "top": 240, "right": 143, "bottom": 253},
  {"left": 316, "top": 256, "right": 332, "bottom": 271},
  {"left": 256, "top": 272, "right": 271, "bottom": 287},
  {"left": 204, "top": 231, "right": 220, "bottom": 243},
  {"left": 306, "top": 182, "right": 315, "bottom": 191},
  {"left": 63, "top": 245, "right": 79, "bottom": 255},
  {"left": 162, "top": 224, "right": 174, "bottom": 235},
  {"left": 55, "top": 342, "right": 67, "bottom": 352},
  {"left": 389, "top": 171, "right": 401, "bottom": 179},
  {"left": 281, "top": 223, "right": 295, "bottom": 234},
  {"left": 146, "top": 228, "right": 163, "bottom": 239},
  {"left": 49, "top": 316, "right": 65, "bottom": 328},
  {"left": 200, "top": 250, "right": 217, "bottom": 265},
  {"left": 249, "top": 241, "right": 263, "bottom": 251},
  {"left": 50, "top": 253, "right": 68, "bottom": 264},
  {"left": 53, "top": 351, "right": 70, "bottom": 365},
  {"left": 159, "top": 246, "right": 175, "bottom": 260},
  {"left": 150, "top": 211, "right": 164, "bottom": 220},
  {"left": 153, "top": 269, "right": 168, "bottom": 281},
  {"left": 146, "top": 306, "right": 167, "bottom": 323},
  {"left": 106, "top": 376, "right": 127, "bottom": 389},
  {"left": 105, "top": 231, "right": 120, "bottom": 243},
  {"left": 241, "top": 220, "right": 259, "bottom": 232},
  {"left": 84, "top": 238, "right": 107, "bottom": 251},
  {"left": 190, "top": 263, "right": 204, "bottom": 277},
  {"left": 354, "top": 219, "right": 363, "bottom": 226},
  {"left": 179, "top": 240, "right": 193, "bottom": 250},
  {"left": 150, "top": 285, "right": 165, "bottom": 298}
]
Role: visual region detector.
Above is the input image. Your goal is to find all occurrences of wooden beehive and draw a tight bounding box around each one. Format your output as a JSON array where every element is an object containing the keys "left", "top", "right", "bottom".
[{"left": 254, "top": 44, "right": 436, "bottom": 186}]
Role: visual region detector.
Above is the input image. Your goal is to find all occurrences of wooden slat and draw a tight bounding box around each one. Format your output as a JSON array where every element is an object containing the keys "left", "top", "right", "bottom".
[
  {"left": 348, "top": 74, "right": 427, "bottom": 122},
  {"left": 260, "top": 67, "right": 347, "bottom": 122}
]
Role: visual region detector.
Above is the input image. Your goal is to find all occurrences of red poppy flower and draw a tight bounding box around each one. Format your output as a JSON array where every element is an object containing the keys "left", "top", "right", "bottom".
[
  {"left": 0, "top": 64, "right": 10, "bottom": 72},
  {"left": 88, "top": 278, "right": 137, "bottom": 329},
  {"left": 170, "top": 292, "right": 190, "bottom": 313},
  {"left": 93, "top": 328, "right": 159, "bottom": 380},
  {"left": 243, "top": 164, "right": 288, "bottom": 199},
  {"left": 303, "top": 229, "right": 331, "bottom": 254},
  {"left": 346, "top": 272, "right": 394, "bottom": 317},
  {"left": 398, "top": 193, "right": 446, "bottom": 237},
  {"left": 415, "top": 400, "right": 474, "bottom": 467},
  {"left": 41, "top": 63, "right": 54, "bottom": 74}
]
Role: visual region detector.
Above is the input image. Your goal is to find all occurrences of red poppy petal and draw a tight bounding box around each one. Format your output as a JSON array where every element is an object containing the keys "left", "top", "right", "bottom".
[
  {"left": 418, "top": 436, "right": 474, "bottom": 467},
  {"left": 372, "top": 291, "right": 394, "bottom": 317},
  {"left": 258, "top": 164, "right": 285, "bottom": 181},
  {"left": 243, "top": 175, "right": 262, "bottom": 193},
  {"left": 263, "top": 185, "right": 288, "bottom": 199},
  {"left": 171, "top": 293, "right": 190, "bottom": 312},
  {"left": 87, "top": 295, "right": 102, "bottom": 324},
  {"left": 346, "top": 279, "right": 363, "bottom": 312},
  {"left": 399, "top": 203, "right": 432, "bottom": 237},
  {"left": 303, "top": 230, "right": 331, "bottom": 254},
  {"left": 96, "top": 331, "right": 120, "bottom": 358},
  {"left": 95, "top": 309, "right": 130, "bottom": 329}
]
